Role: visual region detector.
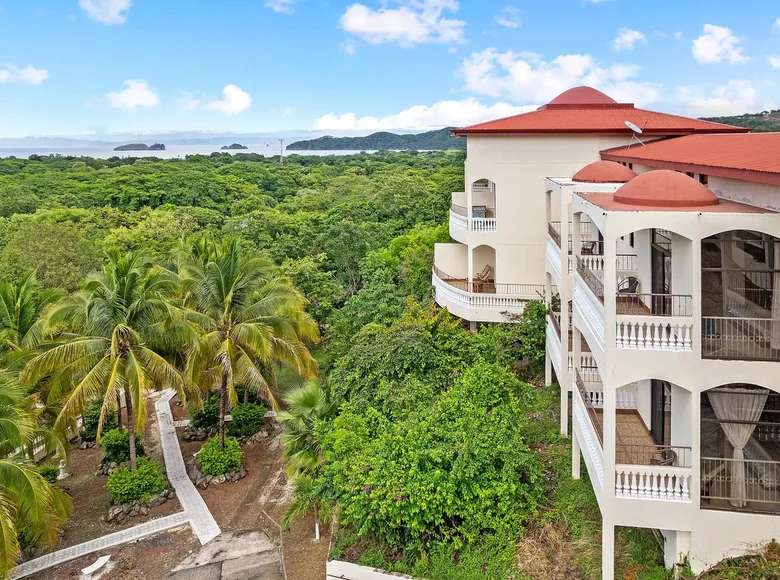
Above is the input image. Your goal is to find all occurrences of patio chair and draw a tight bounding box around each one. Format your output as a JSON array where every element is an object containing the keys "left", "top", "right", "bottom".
[
  {"left": 617, "top": 276, "right": 639, "bottom": 294},
  {"left": 474, "top": 264, "right": 492, "bottom": 283},
  {"left": 472, "top": 205, "right": 487, "bottom": 218}
]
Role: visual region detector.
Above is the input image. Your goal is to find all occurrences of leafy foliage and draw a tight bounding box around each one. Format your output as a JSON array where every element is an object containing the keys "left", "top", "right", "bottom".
[
  {"left": 81, "top": 399, "right": 119, "bottom": 442},
  {"left": 197, "top": 436, "right": 243, "bottom": 476},
  {"left": 228, "top": 403, "right": 266, "bottom": 436},
  {"left": 106, "top": 457, "right": 167, "bottom": 504},
  {"left": 38, "top": 466, "right": 58, "bottom": 485},
  {"left": 99, "top": 429, "right": 144, "bottom": 464},
  {"left": 190, "top": 396, "right": 220, "bottom": 429}
]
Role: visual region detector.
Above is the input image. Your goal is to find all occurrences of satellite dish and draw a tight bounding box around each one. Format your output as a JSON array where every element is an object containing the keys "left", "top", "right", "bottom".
[
  {"left": 625, "top": 120, "right": 643, "bottom": 134},
  {"left": 624, "top": 120, "right": 647, "bottom": 148}
]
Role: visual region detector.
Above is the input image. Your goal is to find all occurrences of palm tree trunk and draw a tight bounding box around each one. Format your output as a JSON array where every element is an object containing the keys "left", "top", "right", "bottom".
[
  {"left": 243, "top": 386, "right": 248, "bottom": 405},
  {"left": 219, "top": 374, "right": 228, "bottom": 452},
  {"left": 116, "top": 393, "right": 122, "bottom": 429},
  {"left": 124, "top": 387, "right": 137, "bottom": 470}
]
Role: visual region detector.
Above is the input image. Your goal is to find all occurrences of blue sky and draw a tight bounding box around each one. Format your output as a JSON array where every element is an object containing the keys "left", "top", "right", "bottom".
[{"left": 0, "top": 0, "right": 778, "bottom": 137}]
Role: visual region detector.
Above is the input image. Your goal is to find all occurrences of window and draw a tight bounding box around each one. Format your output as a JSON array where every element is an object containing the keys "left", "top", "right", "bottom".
[
  {"left": 629, "top": 232, "right": 635, "bottom": 248},
  {"left": 699, "top": 174, "right": 709, "bottom": 186},
  {"left": 628, "top": 163, "right": 633, "bottom": 170},
  {"left": 686, "top": 172, "right": 695, "bottom": 178}
]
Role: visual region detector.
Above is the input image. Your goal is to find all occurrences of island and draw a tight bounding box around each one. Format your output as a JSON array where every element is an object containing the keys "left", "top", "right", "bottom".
[
  {"left": 287, "top": 127, "right": 465, "bottom": 151},
  {"left": 113, "top": 143, "right": 166, "bottom": 151},
  {"left": 221, "top": 143, "right": 249, "bottom": 150}
]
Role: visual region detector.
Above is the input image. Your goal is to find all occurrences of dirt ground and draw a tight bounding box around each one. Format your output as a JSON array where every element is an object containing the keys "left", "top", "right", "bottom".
[{"left": 26, "top": 397, "right": 327, "bottom": 580}]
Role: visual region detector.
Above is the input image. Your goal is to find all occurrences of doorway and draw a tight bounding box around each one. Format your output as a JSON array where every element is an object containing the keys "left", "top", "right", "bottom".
[
  {"left": 651, "top": 230, "right": 672, "bottom": 315},
  {"left": 651, "top": 379, "right": 669, "bottom": 446}
]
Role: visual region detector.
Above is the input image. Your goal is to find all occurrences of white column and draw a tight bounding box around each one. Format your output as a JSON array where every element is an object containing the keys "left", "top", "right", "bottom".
[
  {"left": 572, "top": 431, "right": 581, "bottom": 479},
  {"left": 545, "top": 272, "right": 553, "bottom": 388},
  {"left": 602, "top": 520, "right": 615, "bottom": 580}
]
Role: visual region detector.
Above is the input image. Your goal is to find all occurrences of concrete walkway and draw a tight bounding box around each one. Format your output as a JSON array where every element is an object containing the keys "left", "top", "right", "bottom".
[
  {"left": 156, "top": 389, "right": 221, "bottom": 544},
  {"left": 11, "top": 390, "right": 222, "bottom": 579}
]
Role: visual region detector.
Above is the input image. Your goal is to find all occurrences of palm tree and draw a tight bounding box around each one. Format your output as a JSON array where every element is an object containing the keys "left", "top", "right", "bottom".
[
  {"left": 281, "top": 474, "right": 330, "bottom": 541},
  {"left": 277, "top": 381, "right": 335, "bottom": 477},
  {"left": 22, "top": 250, "right": 185, "bottom": 469},
  {"left": 179, "top": 238, "right": 319, "bottom": 451},
  {"left": 0, "top": 370, "right": 71, "bottom": 578}
]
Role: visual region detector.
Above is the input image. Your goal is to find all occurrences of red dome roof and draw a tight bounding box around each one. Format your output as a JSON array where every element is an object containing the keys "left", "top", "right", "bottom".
[
  {"left": 572, "top": 160, "right": 637, "bottom": 184},
  {"left": 613, "top": 170, "right": 719, "bottom": 208},
  {"left": 547, "top": 86, "right": 618, "bottom": 107}
]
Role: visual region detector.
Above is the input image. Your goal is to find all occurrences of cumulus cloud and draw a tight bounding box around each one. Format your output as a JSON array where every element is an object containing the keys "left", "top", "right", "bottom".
[
  {"left": 692, "top": 24, "right": 748, "bottom": 64},
  {"left": 265, "top": 0, "right": 296, "bottom": 13},
  {"left": 496, "top": 6, "right": 521, "bottom": 29},
  {"left": 313, "top": 98, "right": 535, "bottom": 131},
  {"left": 679, "top": 80, "right": 774, "bottom": 116},
  {"left": 78, "top": 0, "right": 132, "bottom": 24},
  {"left": 205, "top": 84, "right": 252, "bottom": 115},
  {"left": 339, "top": 0, "right": 465, "bottom": 47},
  {"left": 0, "top": 64, "right": 48, "bottom": 85},
  {"left": 614, "top": 28, "right": 646, "bottom": 51},
  {"left": 769, "top": 56, "right": 780, "bottom": 69},
  {"left": 459, "top": 49, "right": 661, "bottom": 106},
  {"left": 105, "top": 79, "right": 160, "bottom": 110}
]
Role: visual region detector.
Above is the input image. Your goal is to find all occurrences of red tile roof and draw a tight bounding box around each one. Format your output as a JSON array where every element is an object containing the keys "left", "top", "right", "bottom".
[
  {"left": 452, "top": 86, "right": 748, "bottom": 136},
  {"left": 601, "top": 133, "right": 780, "bottom": 186},
  {"left": 581, "top": 192, "right": 773, "bottom": 214},
  {"left": 572, "top": 160, "right": 637, "bottom": 184},
  {"left": 612, "top": 170, "right": 719, "bottom": 208}
]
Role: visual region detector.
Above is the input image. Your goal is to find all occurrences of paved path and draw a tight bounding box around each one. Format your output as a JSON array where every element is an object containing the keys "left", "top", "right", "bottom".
[
  {"left": 11, "top": 390, "right": 222, "bottom": 579},
  {"left": 156, "top": 389, "right": 222, "bottom": 545},
  {"left": 10, "top": 512, "right": 190, "bottom": 579}
]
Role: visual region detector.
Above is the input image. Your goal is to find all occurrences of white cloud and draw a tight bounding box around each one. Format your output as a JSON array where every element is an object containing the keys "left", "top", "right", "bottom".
[
  {"left": 339, "top": 0, "right": 465, "bottom": 47},
  {"left": 265, "top": 0, "right": 296, "bottom": 13},
  {"left": 281, "top": 107, "right": 293, "bottom": 120},
  {"left": 496, "top": 6, "right": 521, "bottom": 29},
  {"left": 205, "top": 84, "right": 252, "bottom": 115},
  {"left": 614, "top": 28, "right": 646, "bottom": 51},
  {"left": 342, "top": 40, "right": 357, "bottom": 54},
  {"left": 0, "top": 64, "right": 48, "bottom": 85},
  {"left": 584, "top": 0, "right": 612, "bottom": 4},
  {"left": 106, "top": 79, "right": 160, "bottom": 110},
  {"left": 78, "top": 0, "right": 132, "bottom": 24},
  {"left": 691, "top": 24, "right": 748, "bottom": 64},
  {"left": 774, "top": 18, "right": 780, "bottom": 31},
  {"left": 679, "top": 80, "right": 774, "bottom": 116},
  {"left": 769, "top": 56, "right": 780, "bottom": 69},
  {"left": 674, "top": 31, "right": 683, "bottom": 39},
  {"left": 459, "top": 49, "right": 661, "bottom": 106},
  {"left": 313, "top": 98, "right": 535, "bottom": 131}
]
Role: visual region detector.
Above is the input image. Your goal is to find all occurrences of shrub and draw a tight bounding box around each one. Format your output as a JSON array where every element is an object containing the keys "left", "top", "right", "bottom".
[
  {"left": 99, "top": 429, "right": 144, "bottom": 464},
  {"left": 107, "top": 457, "right": 166, "bottom": 504},
  {"left": 197, "top": 436, "right": 243, "bottom": 476},
  {"left": 81, "top": 399, "right": 118, "bottom": 441},
  {"left": 38, "top": 465, "right": 58, "bottom": 484},
  {"left": 191, "top": 396, "right": 220, "bottom": 429},
  {"left": 228, "top": 403, "right": 266, "bottom": 436}
]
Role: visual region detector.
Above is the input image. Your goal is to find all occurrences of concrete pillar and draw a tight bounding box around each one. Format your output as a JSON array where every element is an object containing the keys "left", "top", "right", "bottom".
[
  {"left": 469, "top": 321, "right": 477, "bottom": 332},
  {"left": 545, "top": 350, "right": 552, "bottom": 388},
  {"left": 572, "top": 432, "right": 581, "bottom": 479},
  {"left": 602, "top": 520, "right": 615, "bottom": 580}
]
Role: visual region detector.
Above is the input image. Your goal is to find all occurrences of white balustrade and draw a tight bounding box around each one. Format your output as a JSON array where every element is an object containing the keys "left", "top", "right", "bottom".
[
  {"left": 573, "top": 391, "right": 604, "bottom": 486},
  {"left": 449, "top": 209, "right": 468, "bottom": 231},
  {"left": 615, "top": 319, "right": 693, "bottom": 351},
  {"left": 547, "top": 324, "right": 563, "bottom": 379},
  {"left": 433, "top": 269, "right": 531, "bottom": 315},
  {"left": 472, "top": 184, "right": 493, "bottom": 196},
  {"left": 471, "top": 218, "right": 497, "bottom": 232},
  {"left": 574, "top": 278, "right": 605, "bottom": 352},
  {"left": 615, "top": 466, "right": 691, "bottom": 502},
  {"left": 579, "top": 254, "right": 605, "bottom": 273}
]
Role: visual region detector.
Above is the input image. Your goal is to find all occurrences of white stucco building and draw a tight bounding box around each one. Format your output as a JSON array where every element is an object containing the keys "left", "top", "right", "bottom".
[{"left": 437, "top": 86, "right": 780, "bottom": 577}]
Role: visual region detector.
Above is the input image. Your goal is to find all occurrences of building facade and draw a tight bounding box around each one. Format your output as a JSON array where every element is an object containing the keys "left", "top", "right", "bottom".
[{"left": 438, "top": 87, "right": 780, "bottom": 577}]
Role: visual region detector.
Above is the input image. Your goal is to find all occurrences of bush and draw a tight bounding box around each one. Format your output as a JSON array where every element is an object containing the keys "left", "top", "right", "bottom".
[
  {"left": 99, "top": 429, "right": 144, "bottom": 464},
  {"left": 197, "top": 436, "right": 243, "bottom": 476},
  {"left": 82, "top": 399, "right": 118, "bottom": 441},
  {"left": 191, "top": 396, "right": 220, "bottom": 429},
  {"left": 38, "top": 465, "right": 58, "bottom": 484},
  {"left": 228, "top": 403, "right": 266, "bottom": 436},
  {"left": 107, "top": 457, "right": 166, "bottom": 504}
]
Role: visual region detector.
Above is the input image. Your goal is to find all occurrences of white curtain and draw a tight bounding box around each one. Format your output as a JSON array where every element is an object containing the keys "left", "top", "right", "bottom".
[{"left": 708, "top": 388, "right": 769, "bottom": 507}]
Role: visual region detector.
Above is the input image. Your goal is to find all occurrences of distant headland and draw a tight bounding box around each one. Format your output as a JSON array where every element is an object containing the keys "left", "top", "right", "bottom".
[
  {"left": 221, "top": 143, "right": 249, "bottom": 150},
  {"left": 286, "top": 128, "right": 465, "bottom": 151},
  {"left": 113, "top": 143, "right": 166, "bottom": 151}
]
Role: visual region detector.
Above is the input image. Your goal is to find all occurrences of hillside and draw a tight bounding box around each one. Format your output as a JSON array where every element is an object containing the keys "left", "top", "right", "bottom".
[
  {"left": 286, "top": 127, "right": 465, "bottom": 151},
  {"left": 701, "top": 110, "right": 780, "bottom": 132}
]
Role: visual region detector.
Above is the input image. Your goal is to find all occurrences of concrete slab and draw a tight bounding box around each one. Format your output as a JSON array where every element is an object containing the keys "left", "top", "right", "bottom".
[
  {"left": 166, "top": 563, "right": 222, "bottom": 580},
  {"left": 221, "top": 556, "right": 284, "bottom": 580}
]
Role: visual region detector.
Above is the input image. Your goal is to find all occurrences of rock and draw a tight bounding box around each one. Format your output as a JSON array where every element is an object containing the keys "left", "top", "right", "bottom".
[
  {"left": 260, "top": 430, "right": 268, "bottom": 438},
  {"left": 161, "top": 489, "right": 169, "bottom": 498},
  {"left": 107, "top": 506, "right": 124, "bottom": 522},
  {"left": 196, "top": 477, "right": 207, "bottom": 489},
  {"left": 148, "top": 494, "right": 164, "bottom": 508},
  {"left": 211, "top": 475, "right": 225, "bottom": 485},
  {"left": 239, "top": 466, "right": 246, "bottom": 478},
  {"left": 139, "top": 506, "right": 149, "bottom": 516}
]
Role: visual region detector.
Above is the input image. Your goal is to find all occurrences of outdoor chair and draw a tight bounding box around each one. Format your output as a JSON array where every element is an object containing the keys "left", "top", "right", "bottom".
[{"left": 617, "top": 276, "right": 639, "bottom": 294}]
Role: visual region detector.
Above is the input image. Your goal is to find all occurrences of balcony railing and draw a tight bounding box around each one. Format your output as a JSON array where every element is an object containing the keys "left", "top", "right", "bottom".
[
  {"left": 616, "top": 254, "right": 637, "bottom": 271},
  {"left": 576, "top": 256, "right": 604, "bottom": 303},
  {"left": 616, "top": 293, "right": 693, "bottom": 317},
  {"left": 433, "top": 265, "right": 547, "bottom": 296},
  {"left": 616, "top": 444, "right": 692, "bottom": 468},
  {"left": 450, "top": 202, "right": 467, "bottom": 217},
  {"left": 549, "top": 311, "right": 561, "bottom": 339},
  {"left": 616, "top": 319, "right": 693, "bottom": 351},
  {"left": 701, "top": 456, "right": 780, "bottom": 512},
  {"left": 548, "top": 222, "right": 562, "bottom": 248},
  {"left": 575, "top": 369, "right": 603, "bottom": 445},
  {"left": 615, "top": 465, "right": 691, "bottom": 502},
  {"left": 702, "top": 317, "right": 780, "bottom": 362}
]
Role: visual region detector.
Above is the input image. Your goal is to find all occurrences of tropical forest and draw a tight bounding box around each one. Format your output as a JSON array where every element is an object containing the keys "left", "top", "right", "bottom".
[{"left": 0, "top": 151, "right": 745, "bottom": 580}]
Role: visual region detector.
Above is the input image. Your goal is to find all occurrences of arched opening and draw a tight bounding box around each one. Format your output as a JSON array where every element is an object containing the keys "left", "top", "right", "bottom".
[
  {"left": 701, "top": 230, "right": 780, "bottom": 361},
  {"left": 471, "top": 245, "right": 496, "bottom": 292},
  {"left": 701, "top": 384, "right": 780, "bottom": 513},
  {"left": 471, "top": 178, "right": 496, "bottom": 218}
]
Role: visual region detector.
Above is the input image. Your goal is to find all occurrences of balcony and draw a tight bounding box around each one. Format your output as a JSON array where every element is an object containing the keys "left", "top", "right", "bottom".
[
  {"left": 449, "top": 187, "right": 497, "bottom": 239},
  {"left": 432, "top": 265, "right": 546, "bottom": 323}
]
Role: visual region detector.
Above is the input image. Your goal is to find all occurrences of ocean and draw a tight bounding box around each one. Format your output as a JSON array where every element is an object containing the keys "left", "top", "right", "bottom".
[{"left": 0, "top": 145, "right": 378, "bottom": 160}]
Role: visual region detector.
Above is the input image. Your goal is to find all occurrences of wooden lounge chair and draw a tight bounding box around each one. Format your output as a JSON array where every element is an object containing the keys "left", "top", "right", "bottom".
[{"left": 474, "top": 264, "right": 492, "bottom": 282}]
